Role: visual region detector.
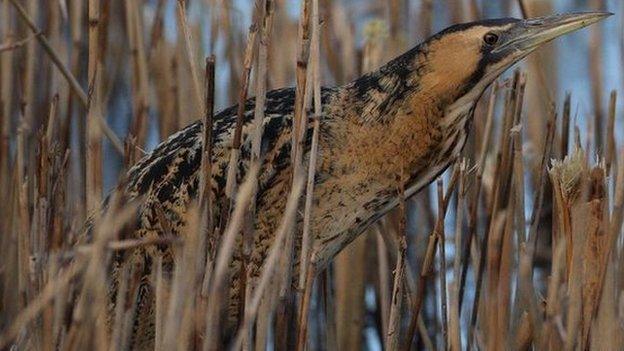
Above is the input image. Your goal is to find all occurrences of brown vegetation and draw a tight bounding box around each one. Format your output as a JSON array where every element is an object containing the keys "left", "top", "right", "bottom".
[{"left": 0, "top": 0, "right": 622, "bottom": 350}]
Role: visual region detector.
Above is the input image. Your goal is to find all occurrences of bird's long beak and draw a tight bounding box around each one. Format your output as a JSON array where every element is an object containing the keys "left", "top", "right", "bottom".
[{"left": 494, "top": 12, "right": 612, "bottom": 55}]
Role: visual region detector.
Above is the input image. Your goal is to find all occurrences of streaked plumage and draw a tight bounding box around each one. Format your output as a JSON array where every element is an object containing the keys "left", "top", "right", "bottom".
[{"left": 99, "top": 12, "right": 609, "bottom": 349}]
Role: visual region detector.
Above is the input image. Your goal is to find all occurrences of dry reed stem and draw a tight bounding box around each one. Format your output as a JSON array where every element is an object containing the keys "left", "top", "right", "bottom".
[
  {"left": 0, "top": 261, "right": 82, "bottom": 349},
  {"left": 458, "top": 82, "right": 499, "bottom": 312},
  {"left": 276, "top": 1, "right": 312, "bottom": 348},
  {"left": 246, "top": 2, "right": 275, "bottom": 348},
  {"left": 605, "top": 90, "right": 617, "bottom": 174},
  {"left": 516, "top": 243, "right": 540, "bottom": 347},
  {"left": 0, "top": 33, "right": 34, "bottom": 52},
  {"left": 420, "top": 0, "right": 433, "bottom": 38},
  {"left": 561, "top": 92, "right": 572, "bottom": 158},
  {"left": 517, "top": 0, "right": 529, "bottom": 18},
  {"left": 484, "top": 212, "right": 509, "bottom": 350},
  {"left": 298, "top": 0, "right": 320, "bottom": 302},
  {"left": 482, "top": 88, "right": 517, "bottom": 345},
  {"left": 403, "top": 173, "right": 459, "bottom": 350},
  {"left": 176, "top": 0, "right": 204, "bottom": 114},
  {"left": 593, "top": 148, "right": 624, "bottom": 317},
  {"left": 110, "top": 264, "right": 130, "bottom": 351},
  {"left": 199, "top": 56, "right": 216, "bottom": 294},
  {"left": 231, "top": 176, "right": 305, "bottom": 351},
  {"left": 162, "top": 210, "right": 201, "bottom": 350},
  {"left": 528, "top": 104, "right": 558, "bottom": 253},
  {"left": 66, "top": 194, "right": 138, "bottom": 350},
  {"left": 154, "top": 256, "right": 165, "bottom": 351},
  {"left": 589, "top": 0, "right": 605, "bottom": 153},
  {"left": 375, "top": 226, "right": 391, "bottom": 339},
  {"left": 542, "top": 240, "right": 567, "bottom": 349},
  {"left": 449, "top": 161, "right": 467, "bottom": 351},
  {"left": 203, "top": 164, "right": 259, "bottom": 349},
  {"left": 250, "top": 0, "right": 274, "bottom": 162},
  {"left": 291, "top": 0, "right": 312, "bottom": 174},
  {"left": 437, "top": 179, "right": 449, "bottom": 351},
  {"left": 71, "top": 236, "right": 181, "bottom": 257},
  {"left": 510, "top": 118, "right": 529, "bottom": 338},
  {"left": 243, "top": 3, "right": 275, "bottom": 347},
  {"left": 7, "top": 0, "right": 123, "bottom": 155},
  {"left": 384, "top": 179, "right": 408, "bottom": 350},
  {"left": 125, "top": 0, "right": 150, "bottom": 147},
  {"left": 2, "top": 2, "right": 624, "bottom": 350},
  {"left": 86, "top": 0, "right": 104, "bottom": 215},
  {"left": 469, "top": 74, "right": 526, "bottom": 347}
]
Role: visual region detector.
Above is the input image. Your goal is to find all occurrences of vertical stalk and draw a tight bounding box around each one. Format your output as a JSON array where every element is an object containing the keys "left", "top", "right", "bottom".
[{"left": 86, "top": 0, "right": 103, "bottom": 214}]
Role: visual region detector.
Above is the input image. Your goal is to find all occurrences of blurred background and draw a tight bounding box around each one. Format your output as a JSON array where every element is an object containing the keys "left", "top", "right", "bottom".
[{"left": 1, "top": 0, "right": 623, "bottom": 350}]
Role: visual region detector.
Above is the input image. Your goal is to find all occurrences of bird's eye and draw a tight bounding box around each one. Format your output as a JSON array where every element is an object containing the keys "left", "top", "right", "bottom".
[{"left": 483, "top": 33, "right": 499, "bottom": 46}]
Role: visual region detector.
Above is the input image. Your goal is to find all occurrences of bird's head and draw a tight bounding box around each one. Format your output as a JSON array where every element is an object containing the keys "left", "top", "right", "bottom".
[{"left": 418, "top": 12, "right": 611, "bottom": 104}]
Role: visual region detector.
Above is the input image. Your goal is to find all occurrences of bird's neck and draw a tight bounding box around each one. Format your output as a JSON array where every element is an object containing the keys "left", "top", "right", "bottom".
[
  {"left": 340, "top": 45, "right": 479, "bottom": 126},
  {"left": 323, "top": 45, "right": 484, "bottom": 181}
]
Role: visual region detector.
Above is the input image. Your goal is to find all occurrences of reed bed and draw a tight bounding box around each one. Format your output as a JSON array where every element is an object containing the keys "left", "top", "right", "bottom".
[{"left": 1, "top": 0, "right": 623, "bottom": 350}]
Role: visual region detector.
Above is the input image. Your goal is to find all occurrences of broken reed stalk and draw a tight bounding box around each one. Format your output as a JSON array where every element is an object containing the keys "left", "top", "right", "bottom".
[
  {"left": 561, "top": 92, "right": 572, "bottom": 158},
  {"left": 221, "top": 0, "right": 264, "bottom": 230},
  {"left": 199, "top": 56, "right": 216, "bottom": 289}
]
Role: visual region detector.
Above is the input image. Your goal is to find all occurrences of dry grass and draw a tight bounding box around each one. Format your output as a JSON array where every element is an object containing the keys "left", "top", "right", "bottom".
[{"left": 1, "top": 0, "right": 623, "bottom": 350}]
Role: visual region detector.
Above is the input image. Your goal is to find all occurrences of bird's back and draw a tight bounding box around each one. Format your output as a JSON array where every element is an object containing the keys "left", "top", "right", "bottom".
[{"left": 112, "top": 87, "right": 337, "bottom": 348}]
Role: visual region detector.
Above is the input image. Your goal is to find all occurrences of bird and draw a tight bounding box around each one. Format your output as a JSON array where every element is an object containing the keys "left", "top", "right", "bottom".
[{"left": 105, "top": 11, "right": 610, "bottom": 349}]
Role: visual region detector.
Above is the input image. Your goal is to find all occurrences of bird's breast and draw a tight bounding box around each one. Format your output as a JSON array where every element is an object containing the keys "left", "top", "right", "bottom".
[{"left": 311, "top": 98, "right": 473, "bottom": 253}]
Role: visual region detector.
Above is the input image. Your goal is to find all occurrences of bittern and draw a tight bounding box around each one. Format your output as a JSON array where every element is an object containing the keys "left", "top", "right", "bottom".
[{"left": 107, "top": 12, "right": 610, "bottom": 348}]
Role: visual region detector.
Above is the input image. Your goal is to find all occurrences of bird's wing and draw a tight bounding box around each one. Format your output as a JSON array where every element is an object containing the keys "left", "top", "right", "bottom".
[{"left": 123, "top": 87, "right": 335, "bottom": 225}]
